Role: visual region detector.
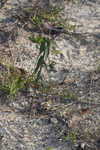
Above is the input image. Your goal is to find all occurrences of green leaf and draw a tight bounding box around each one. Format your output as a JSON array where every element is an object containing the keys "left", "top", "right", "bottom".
[
  {"left": 32, "top": 16, "right": 40, "bottom": 25},
  {"left": 70, "top": 25, "right": 75, "bottom": 31},
  {"left": 45, "top": 47, "right": 50, "bottom": 59},
  {"left": 39, "top": 36, "right": 43, "bottom": 43},
  {"left": 19, "top": 80, "right": 26, "bottom": 89},
  {"left": 34, "top": 55, "right": 44, "bottom": 74},
  {"left": 0, "top": 83, "right": 10, "bottom": 95},
  {"left": 51, "top": 49, "right": 60, "bottom": 55},
  {"left": 39, "top": 40, "right": 46, "bottom": 55},
  {"left": 45, "top": 39, "right": 51, "bottom": 58},
  {"left": 65, "top": 24, "right": 69, "bottom": 32},
  {"left": 29, "top": 36, "right": 40, "bottom": 43}
]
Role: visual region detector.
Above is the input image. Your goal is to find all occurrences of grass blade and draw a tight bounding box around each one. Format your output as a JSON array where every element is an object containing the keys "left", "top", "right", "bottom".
[{"left": 34, "top": 55, "right": 44, "bottom": 74}]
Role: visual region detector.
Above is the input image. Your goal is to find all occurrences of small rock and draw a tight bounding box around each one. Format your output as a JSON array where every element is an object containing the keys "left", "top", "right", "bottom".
[
  {"left": 96, "top": 139, "right": 100, "bottom": 148},
  {"left": 50, "top": 68, "right": 67, "bottom": 85},
  {"left": 0, "top": 127, "right": 4, "bottom": 141},
  {"left": 36, "top": 118, "right": 51, "bottom": 126},
  {"left": 80, "top": 142, "right": 86, "bottom": 149},
  {"left": 50, "top": 117, "right": 58, "bottom": 124}
]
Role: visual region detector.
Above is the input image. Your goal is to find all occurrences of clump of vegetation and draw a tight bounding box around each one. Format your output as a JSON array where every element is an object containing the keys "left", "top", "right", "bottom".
[
  {"left": 29, "top": 36, "right": 52, "bottom": 83},
  {"left": 0, "top": 4, "right": 75, "bottom": 98},
  {"left": 28, "top": 6, "right": 75, "bottom": 34},
  {"left": 29, "top": 6, "right": 75, "bottom": 83},
  {"left": 62, "top": 129, "right": 77, "bottom": 144},
  {"left": 0, "top": 66, "right": 29, "bottom": 98}
]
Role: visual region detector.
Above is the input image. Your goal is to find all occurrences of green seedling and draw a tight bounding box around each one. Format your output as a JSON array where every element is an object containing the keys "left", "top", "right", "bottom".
[
  {"left": 7, "top": 73, "right": 27, "bottom": 98},
  {"left": 0, "top": 81, "right": 10, "bottom": 95},
  {"left": 32, "top": 15, "right": 41, "bottom": 25},
  {"left": 46, "top": 146, "right": 51, "bottom": 150},
  {"left": 62, "top": 129, "right": 76, "bottom": 144},
  {"left": 30, "top": 36, "right": 52, "bottom": 83},
  {"left": 29, "top": 35, "right": 43, "bottom": 44},
  {"left": 69, "top": 25, "right": 76, "bottom": 31},
  {"left": 0, "top": 67, "right": 28, "bottom": 98},
  {"left": 67, "top": 129, "right": 76, "bottom": 144},
  {"left": 51, "top": 7, "right": 62, "bottom": 15},
  {"left": 51, "top": 49, "right": 60, "bottom": 55}
]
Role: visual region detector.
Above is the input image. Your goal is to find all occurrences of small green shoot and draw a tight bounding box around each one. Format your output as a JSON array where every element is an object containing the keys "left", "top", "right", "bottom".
[
  {"left": 51, "top": 49, "right": 60, "bottom": 55},
  {"left": 62, "top": 129, "right": 76, "bottom": 144},
  {"left": 0, "top": 67, "right": 28, "bottom": 98},
  {"left": 67, "top": 129, "right": 76, "bottom": 144},
  {"left": 46, "top": 146, "right": 51, "bottom": 150},
  {"left": 32, "top": 15, "right": 41, "bottom": 25}
]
